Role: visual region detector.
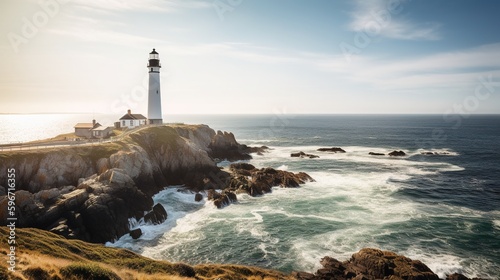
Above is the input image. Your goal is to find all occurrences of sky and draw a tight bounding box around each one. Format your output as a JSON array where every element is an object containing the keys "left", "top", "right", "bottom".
[{"left": 1, "top": 0, "right": 500, "bottom": 115}]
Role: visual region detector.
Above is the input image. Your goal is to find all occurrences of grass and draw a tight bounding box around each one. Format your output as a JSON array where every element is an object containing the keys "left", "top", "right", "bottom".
[
  {"left": 0, "top": 227, "right": 293, "bottom": 280},
  {"left": 126, "top": 126, "right": 180, "bottom": 152},
  {"left": 60, "top": 263, "right": 120, "bottom": 280}
]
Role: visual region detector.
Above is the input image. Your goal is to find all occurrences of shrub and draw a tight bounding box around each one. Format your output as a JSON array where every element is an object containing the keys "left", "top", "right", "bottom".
[
  {"left": 60, "top": 263, "right": 120, "bottom": 280},
  {"left": 22, "top": 267, "right": 50, "bottom": 280}
]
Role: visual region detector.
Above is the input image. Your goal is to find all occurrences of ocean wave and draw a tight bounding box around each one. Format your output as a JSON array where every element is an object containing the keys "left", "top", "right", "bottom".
[
  {"left": 493, "top": 220, "right": 500, "bottom": 231},
  {"left": 253, "top": 145, "right": 464, "bottom": 177}
]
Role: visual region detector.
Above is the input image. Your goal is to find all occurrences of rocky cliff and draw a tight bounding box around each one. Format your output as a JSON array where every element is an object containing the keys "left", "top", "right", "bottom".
[{"left": 0, "top": 125, "right": 263, "bottom": 243}]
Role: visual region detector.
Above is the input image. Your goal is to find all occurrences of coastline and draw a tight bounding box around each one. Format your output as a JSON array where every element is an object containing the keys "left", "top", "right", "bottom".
[{"left": 0, "top": 124, "right": 493, "bottom": 279}]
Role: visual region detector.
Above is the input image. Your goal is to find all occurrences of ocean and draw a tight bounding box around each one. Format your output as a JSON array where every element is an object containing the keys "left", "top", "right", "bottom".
[{"left": 1, "top": 114, "right": 499, "bottom": 278}]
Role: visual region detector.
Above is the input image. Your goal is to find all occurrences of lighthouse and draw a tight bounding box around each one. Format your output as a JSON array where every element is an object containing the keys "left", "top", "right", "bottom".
[{"left": 147, "top": 48, "right": 163, "bottom": 124}]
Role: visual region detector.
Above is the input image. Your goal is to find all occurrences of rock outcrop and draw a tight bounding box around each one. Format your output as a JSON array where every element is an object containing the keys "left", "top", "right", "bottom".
[
  {"left": 291, "top": 151, "right": 320, "bottom": 158},
  {"left": 208, "top": 130, "right": 268, "bottom": 161},
  {"left": 389, "top": 150, "right": 406, "bottom": 156},
  {"left": 144, "top": 203, "right": 168, "bottom": 225},
  {"left": 230, "top": 163, "right": 313, "bottom": 195},
  {"left": 420, "top": 151, "right": 450, "bottom": 155},
  {"left": 199, "top": 163, "right": 314, "bottom": 208},
  {"left": 207, "top": 189, "right": 238, "bottom": 209},
  {"left": 293, "top": 248, "right": 463, "bottom": 280},
  {"left": 369, "top": 152, "right": 385, "bottom": 156},
  {"left": 318, "top": 147, "right": 346, "bottom": 153},
  {"left": 129, "top": 228, "right": 142, "bottom": 239},
  {"left": 0, "top": 125, "right": 263, "bottom": 243}
]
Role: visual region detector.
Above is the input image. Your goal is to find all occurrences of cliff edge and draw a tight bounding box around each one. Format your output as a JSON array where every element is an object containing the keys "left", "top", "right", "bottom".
[{"left": 0, "top": 125, "right": 262, "bottom": 243}]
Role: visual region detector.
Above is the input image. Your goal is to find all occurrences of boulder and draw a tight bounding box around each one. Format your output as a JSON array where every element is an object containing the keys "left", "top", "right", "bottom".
[
  {"left": 317, "top": 147, "right": 346, "bottom": 153},
  {"left": 210, "top": 190, "right": 237, "bottom": 209},
  {"left": 368, "top": 152, "right": 385, "bottom": 156},
  {"left": 389, "top": 150, "right": 406, "bottom": 156},
  {"left": 302, "top": 248, "right": 441, "bottom": 280},
  {"left": 291, "top": 151, "right": 306, "bottom": 157},
  {"left": 224, "top": 167, "right": 314, "bottom": 198},
  {"left": 420, "top": 151, "right": 450, "bottom": 155},
  {"left": 144, "top": 203, "right": 168, "bottom": 225},
  {"left": 129, "top": 228, "right": 142, "bottom": 239},
  {"left": 291, "top": 152, "right": 320, "bottom": 158},
  {"left": 194, "top": 193, "right": 203, "bottom": 202},
  {"left": 230, "top": 162, "right": 256, "bottom": 171}
]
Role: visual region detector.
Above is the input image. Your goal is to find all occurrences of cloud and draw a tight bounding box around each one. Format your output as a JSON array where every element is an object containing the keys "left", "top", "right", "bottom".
[
  {"left": 319, "top": 43, "right": 500, "bottom": 91},
  {"left": 192, "top": 41, "right": 500, "bottom": 94},
  {"left": 69, "top": 0, "right": 211, "bottom": 13},
  {"left": 349, "top": 0, "right": 440, "bottom": 40},
  {"left": 48, "top": 27, "right": 159, "bottom": 46}
]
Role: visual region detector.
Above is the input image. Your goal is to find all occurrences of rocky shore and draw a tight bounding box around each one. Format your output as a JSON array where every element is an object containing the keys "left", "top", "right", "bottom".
[
  {"left": 0, "top": 125, "right": 485, "bottom": 279},
  {"left": 293, "top": 248, "right": 483, "bottom": 280},
  {"left": 0, "top": 125, "right": 268, "bottom": 243}
]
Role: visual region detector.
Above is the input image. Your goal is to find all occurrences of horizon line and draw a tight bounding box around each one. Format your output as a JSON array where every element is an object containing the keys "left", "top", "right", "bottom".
[{"left": 1, "top": 112, "right": 500, "bottom": 116}]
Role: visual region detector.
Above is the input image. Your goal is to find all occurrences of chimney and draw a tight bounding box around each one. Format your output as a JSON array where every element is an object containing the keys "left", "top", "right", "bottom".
[
  {"left": 92, "top": 119, "right": 96, "bottom": 126},
  {"left": 127, "top": 109, "right": 131, "bottom": 115}
]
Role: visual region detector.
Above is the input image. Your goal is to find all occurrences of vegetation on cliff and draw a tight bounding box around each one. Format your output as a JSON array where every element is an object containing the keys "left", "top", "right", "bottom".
[{"left": 0, "top": 227, "right": 292, "bottom": 280}]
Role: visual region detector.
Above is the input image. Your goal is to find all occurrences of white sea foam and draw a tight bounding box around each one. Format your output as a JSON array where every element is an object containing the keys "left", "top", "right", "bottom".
[
  {"left": 108, "top": 141, "right": 496, "bottom": 276},
  {"left": 276, "top": 164, "right": 288, "bottom": 171},
  {"left": 403, "top": 248, "right": 465, "bottom": 279},
  {"left": 416, "top": 148, "right": 460, "bottom": 156},
  {"left": 492, "top": 219, "right": 500, "bottom": 230},
  {"left": 254, "top": 145, "right": 464, "bottom": 179},
  {"left": 107, "top": 188, "right": 209, "bottom": 250}
]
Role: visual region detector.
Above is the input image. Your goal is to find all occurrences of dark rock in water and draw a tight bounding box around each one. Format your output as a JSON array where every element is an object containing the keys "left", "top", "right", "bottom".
[
  {"left": 300, "top": 248, "right": 441, "bottom": 280},
  {"left": 291, "top": 151, "right": 320, "bottom": 158},
  {"left": 207, "top": 189, "right": 219, "bottom": 201},
  {"left": 291, "top": 151, "right": 305, "bottom": 157},
  {"left": 421, "top": 151, "right": 451, "bottom": 155},
  {"left": 194, "top": 193, "right": 203, "bottom": 202},
  {"left": 210, "top": 190, "right": 237, "bottom": 209},
  {"left": 210, "top": 165, "right": 314, "bottom": 207},
  {"left": 129, "top": 228, "right": 142, "bottom": 239},
  {"left": 369, "top": 152, "right": 385, "bottom": 156},
  {"left": 389, "top": 150, "right": 406, "bottom": 156},
  {"left": 230, "top": 162, "right": 256, "bottom": 171},
  {"left": 317, "top": 147, "right": 346, "bottom": 153},
  {"left": 144, "top": 203, "right": 167, "bottom": 225},
  {"left": 227, "top": 165, "right": 315, "bottom": 198}
]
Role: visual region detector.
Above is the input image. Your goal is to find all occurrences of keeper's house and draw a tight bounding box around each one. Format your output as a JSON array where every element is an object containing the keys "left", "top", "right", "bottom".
[
  {"left": 74, "top": 120, "right": 101, "bottom": 138},
  {"left": 74, "top": 120, "right": 113, "bottom": 139},
  {"left": 119, "top": 109, "right": 147, "bottom": 129},
  {"left": 91, "top": 126, "right": 114, "bottom": 139}
]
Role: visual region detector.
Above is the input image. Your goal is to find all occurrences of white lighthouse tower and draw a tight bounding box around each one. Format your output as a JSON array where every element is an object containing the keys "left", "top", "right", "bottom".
[{"left": 147, "top": 48, "right": 163, "bottom": 124}]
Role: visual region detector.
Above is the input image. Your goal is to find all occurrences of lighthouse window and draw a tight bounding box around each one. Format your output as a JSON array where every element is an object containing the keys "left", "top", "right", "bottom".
[{"left": 151, "top": 68, "right": 153, "bottom": 72}]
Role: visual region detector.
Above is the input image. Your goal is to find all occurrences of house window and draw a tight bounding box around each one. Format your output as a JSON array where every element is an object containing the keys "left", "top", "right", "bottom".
[
  {"left": 122, "top": 120, "right": 125, "bottom": 127},
  {"left": 130, "top": 120, "right": 133, "bottom": 126}
]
